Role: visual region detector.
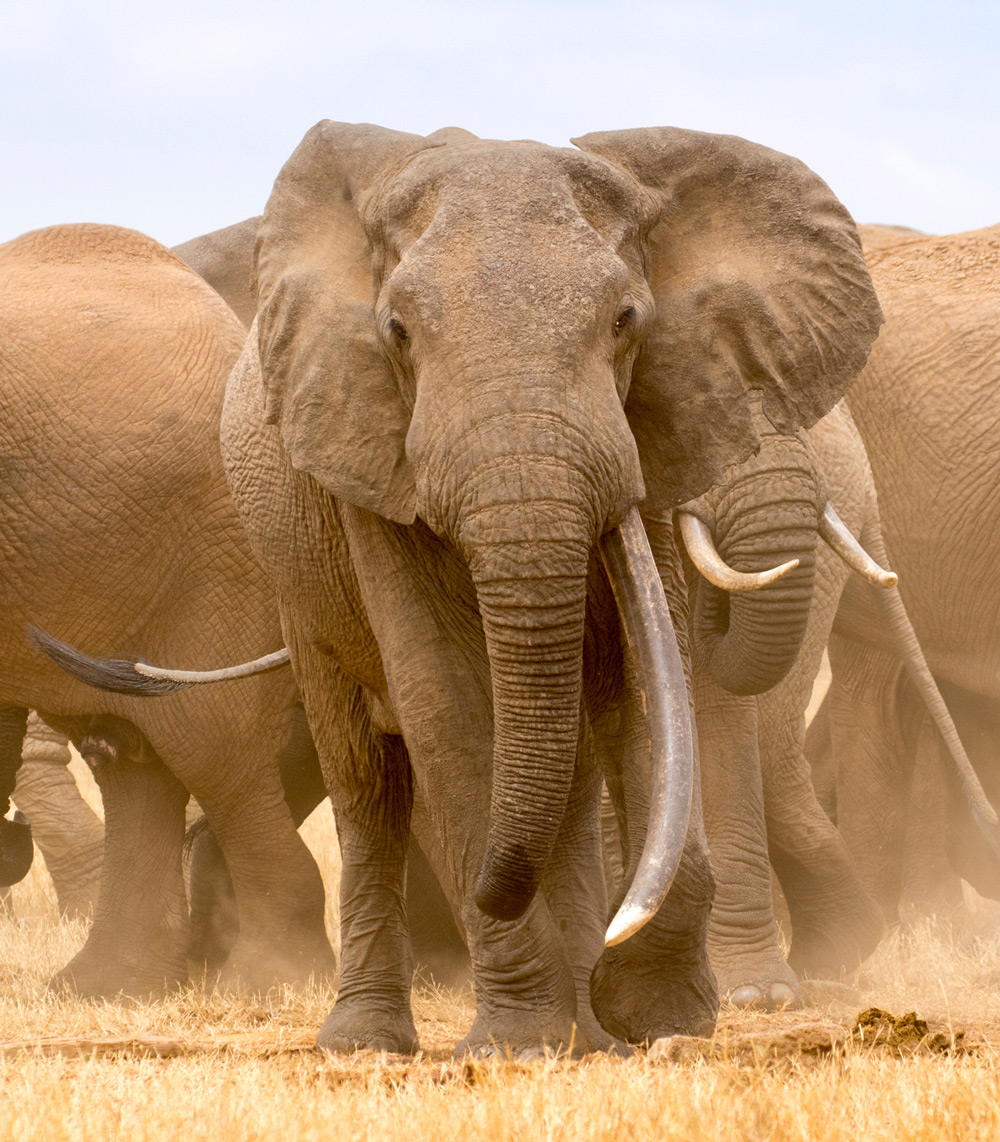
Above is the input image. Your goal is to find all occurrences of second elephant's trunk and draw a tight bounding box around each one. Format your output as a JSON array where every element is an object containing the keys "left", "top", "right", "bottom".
[{"left": 692, "top": 459, "right": 821, "bottom": 696}]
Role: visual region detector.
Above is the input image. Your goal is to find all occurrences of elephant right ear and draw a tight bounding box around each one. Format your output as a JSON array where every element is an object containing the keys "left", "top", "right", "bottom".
[{"left": 254, "top": 121, "right": 436, "bottom": 524}]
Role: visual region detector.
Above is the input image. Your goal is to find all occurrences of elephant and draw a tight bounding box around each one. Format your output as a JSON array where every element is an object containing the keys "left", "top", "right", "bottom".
[
  {"left": 171, "top": 211, "right": 896, "bottom": 1012},
  {"left": 805, "top": 222, "right": 1000, "bottom": 922},
  {"left": 110, "top": 120, "right": 881, "bottom": 1057},
  {"left": 0, "top": 221, "right": 336, "bottom": 997}
]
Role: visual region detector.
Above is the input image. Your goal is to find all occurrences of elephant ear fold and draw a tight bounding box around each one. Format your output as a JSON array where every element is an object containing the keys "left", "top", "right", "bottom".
[
  {"left": 572, "top": 127, "right": 883, "bottom": 510},
  {"left": 254, "top": 121, "right": 436, "bottom": 525}
]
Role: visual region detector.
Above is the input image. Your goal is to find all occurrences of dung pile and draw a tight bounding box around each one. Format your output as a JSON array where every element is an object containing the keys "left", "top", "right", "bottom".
[{"left": 649, "top": 1007, "right": 977, "bottom": 1066}]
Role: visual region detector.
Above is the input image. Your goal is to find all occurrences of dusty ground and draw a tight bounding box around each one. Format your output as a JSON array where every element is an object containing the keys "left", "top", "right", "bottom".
[{"left": 2, "top": 755, "right": 1000, "bottom": 1141}]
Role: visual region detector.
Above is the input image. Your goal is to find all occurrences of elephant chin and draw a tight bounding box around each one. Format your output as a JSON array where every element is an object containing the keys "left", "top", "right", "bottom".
[{"left": 0, "top": 812, "right": 34, "bottom": 887}]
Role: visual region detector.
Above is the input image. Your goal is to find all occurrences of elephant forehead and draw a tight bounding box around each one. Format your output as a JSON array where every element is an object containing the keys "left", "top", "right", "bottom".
[{"left": 375, "top": 141, "right": 649, "bottom": 253}]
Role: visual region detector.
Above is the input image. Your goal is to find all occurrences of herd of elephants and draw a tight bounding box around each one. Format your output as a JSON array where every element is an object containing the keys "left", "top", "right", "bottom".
[{"left": 0, "top": 120, "right": 998, "bottom": 1058}]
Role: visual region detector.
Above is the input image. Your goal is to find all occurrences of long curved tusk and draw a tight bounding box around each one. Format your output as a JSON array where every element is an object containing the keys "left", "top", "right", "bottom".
[
  {"left": 818, "top": 504, "right": 898, "bottom": 588},
  {"left": 133, "top": 648, "right": 291, "bottom": 684},
  {"left": 599, "top": 507, "right": 694, "bottom": 947},
  {"left": 677, "top": 511, "right": 799, "bottom": 591}
]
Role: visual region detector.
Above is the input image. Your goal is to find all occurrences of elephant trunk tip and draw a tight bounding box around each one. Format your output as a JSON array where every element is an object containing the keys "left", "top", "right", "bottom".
[{"left": 473, "top": 843, "right": 539, "bottom": 922}]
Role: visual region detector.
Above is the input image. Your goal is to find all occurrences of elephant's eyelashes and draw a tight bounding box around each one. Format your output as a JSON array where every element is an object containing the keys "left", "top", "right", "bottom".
[
  {"left": 387, "top": 318, "right": 408, "bottom": 345},
  {"left": 614, "top": 306, "right": 636, "bottom": 334}
]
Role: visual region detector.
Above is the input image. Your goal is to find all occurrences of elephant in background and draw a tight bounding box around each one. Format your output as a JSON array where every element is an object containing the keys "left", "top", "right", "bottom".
[
  {"left": 4, "top": 714, "right": 103, "bottom": 919},
  {"left": 807, "top": 223, "right": 1000, "bottom": 922},
  {"left": 145, "top": 120, "right": 881, "bottom": 1056},
  {"left": 2, "top": 222, "right": 335, "bottom": 997}
]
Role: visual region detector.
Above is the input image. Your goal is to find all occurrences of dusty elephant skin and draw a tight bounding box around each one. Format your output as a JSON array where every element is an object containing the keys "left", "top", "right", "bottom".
[
  {"left": 690, "top": 402, "right": 886, "bottom": 1008},
  {"left": 808, "top": 224, "right": 1000, "bottom": 922},
  {"left": 201, "top": 120, "right": 883, "bottom": 1056},
  {"left": 0, "top": 224, "right": 335, "bottom": 998},
  {"left": 178, "top": 217, "right": 888, "bottom": 1017}
]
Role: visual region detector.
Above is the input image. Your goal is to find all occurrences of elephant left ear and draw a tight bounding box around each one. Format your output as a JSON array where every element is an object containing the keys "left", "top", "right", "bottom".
[{"left": 572, "top": 127, "right": 884, "bottom": 510}]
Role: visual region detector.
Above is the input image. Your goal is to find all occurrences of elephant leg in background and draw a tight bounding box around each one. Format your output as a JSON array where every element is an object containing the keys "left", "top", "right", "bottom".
[
  {"left": 47, "top": 692, "right": 334, "bottom": 998},
  {"left": 187, "top": 704, "right": 331, "bottom": 975},
  {"left": 14, "top": 714, "right": 103, "bottom": 919},
  {"left": 898, "top": 708, "right": 965, "bottom": 917},
  {"left": 406, "top": 832, "right": 471, "bottom": 990},
  {"left": 804, "top": 693, "right": 836, "bottom": 821},
  {"left": 695, "top": 670, "right": 797, "bottom": 1007},
  {"left": 170, "top": 714, "right": 334, "bottom": 994},
  {"left": 910, "top": 682, "right": 1000, "bottom": 908},
  {"left": 49, "top": 719, "right": 189, "bottom": 997},
  {"left": 826, "top": 631, "right": 913, "bottom": 925},
  {"left": 757, "top": 644, "right": 884, "bottom": 979}
]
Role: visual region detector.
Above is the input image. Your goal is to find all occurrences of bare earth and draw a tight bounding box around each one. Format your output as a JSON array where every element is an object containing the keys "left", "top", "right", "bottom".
[{"left": 2, "top": 759, "right": 1000, "bottom": 1141}]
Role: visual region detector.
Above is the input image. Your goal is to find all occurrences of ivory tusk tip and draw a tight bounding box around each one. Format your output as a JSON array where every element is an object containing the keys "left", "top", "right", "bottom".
[
  {"left": 134, "top": 662, "right": 160, "bottom": 679},
  {"left": 877, "top": 570, "right": 899, "bottom": 589},
  {"left": 604, "top": 903, "right": 656, "bottom": 947}
]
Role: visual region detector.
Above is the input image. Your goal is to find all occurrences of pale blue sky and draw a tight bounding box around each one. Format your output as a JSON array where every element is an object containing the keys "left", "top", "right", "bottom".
[{"left": 1, "top": 0, "right": 996, "bottom": 245}]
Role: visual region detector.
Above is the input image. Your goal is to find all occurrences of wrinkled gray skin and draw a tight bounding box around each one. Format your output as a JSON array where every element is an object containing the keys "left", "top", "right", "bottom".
[
  {"left": 176, "top": 218, "right": 884, "bottom": 1019},
  {"left": 691, "top": 403, "right": 885, "bottom": 1008},
  {"left": 213, "top": 121, "right": 879, "bottom": 1056},
  {"left": 808, "top": 224, "right": 1000, "bottom": 922},
  {"left": 0, "top": 223, "right": 334, "bottom": 998},
  {"left": 11, "top": 715, "right": 103, "bottom": 919}
]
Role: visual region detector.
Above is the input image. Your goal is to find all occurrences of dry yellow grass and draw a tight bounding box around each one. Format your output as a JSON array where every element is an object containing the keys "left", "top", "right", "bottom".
[{"left": 4, "top": 766, "right": 1000, "bottom": 1141}]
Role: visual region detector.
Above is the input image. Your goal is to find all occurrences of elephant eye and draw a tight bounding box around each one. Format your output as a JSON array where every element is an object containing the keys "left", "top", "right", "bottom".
[
  {"left": 387, "top": 318, "right": 408, "bottom": 345},
  {"left": 614, "top": 306, "right": 636, "bottom": 335}
]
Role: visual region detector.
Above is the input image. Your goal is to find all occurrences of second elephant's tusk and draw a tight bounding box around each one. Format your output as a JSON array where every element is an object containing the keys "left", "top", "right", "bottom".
[
  {"left": 133, "top": 648, "right": 291, "bottom": 683},
  {"left": 677, "top": 512, "right": 799, "bottom": 592},
  {"left": 818, "top": 504, "right": 898, "bottom": 588}
]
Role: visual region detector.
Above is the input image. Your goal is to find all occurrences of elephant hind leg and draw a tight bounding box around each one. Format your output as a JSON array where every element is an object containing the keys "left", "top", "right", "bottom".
[
  {"left": 14, "top": 714, "right": 103, "bottom": 919},
  {"left": 48, "top": 715, "right": 189, "bottom": 999}
]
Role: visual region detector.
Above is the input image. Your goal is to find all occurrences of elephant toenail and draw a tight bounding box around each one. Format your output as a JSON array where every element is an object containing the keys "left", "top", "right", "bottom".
[
  {"left": 769, "top": 982, "right": 796, "bottom": 1006},
  {"left": 730, "top": 985, "right": 764, "bottom": 1007}
]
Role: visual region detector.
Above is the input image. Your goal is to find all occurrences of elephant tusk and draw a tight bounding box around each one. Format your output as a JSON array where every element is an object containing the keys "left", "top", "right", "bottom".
[
  {"left": 133, "top": 648, "right": 291, "bottom": 683},
  {"left": 818, "top": 504, "right": 898, "bottom": 588},
  {"left": 677, "top": 511, "right": 799, "bottom": 591},
  {"left": 599, "top": 507, "right": 694, "bottom": 947}
]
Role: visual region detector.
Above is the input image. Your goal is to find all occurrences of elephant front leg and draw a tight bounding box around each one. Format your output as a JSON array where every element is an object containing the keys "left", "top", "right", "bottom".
[
  {"left": 51, "top": 723, "right": 189, "bottom": 999},
  {"left": 319, "top": 737, "right": 418, "bottom": 1055},
  {"left": 289, "top": 636, "right": 418, "bottom": 1054},
  {"left": 691, "top": 673, "right": 798, "bottom": 1009},
  {"left": 589, "top": 698, "right": 719, "bottom": 1042}
]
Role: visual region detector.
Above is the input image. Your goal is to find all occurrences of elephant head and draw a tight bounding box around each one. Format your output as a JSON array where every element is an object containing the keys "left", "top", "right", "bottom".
[{"left": 121, "top": 123, "right": 883, "bottom": 932}]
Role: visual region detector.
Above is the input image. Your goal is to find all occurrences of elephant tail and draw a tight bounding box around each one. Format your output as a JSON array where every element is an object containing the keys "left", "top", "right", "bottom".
[
  {"left": 859, "top": 525, "right": 1000, "bottom": 860},
  {"left": 26, "top": 625, "right": 191, "bottom": 696},
  {"left": 27, "top": 625, "right": 291, "bottom": 695}
]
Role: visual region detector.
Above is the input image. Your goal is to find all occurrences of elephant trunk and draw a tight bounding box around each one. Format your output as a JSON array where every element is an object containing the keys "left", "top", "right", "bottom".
[
  {"left": 467, "top": 511, "right": 592, "bottom": 922},
  {"left": 0, "top": 708, "right": 33, "bottom": 887},
  {"left": 693, "top": 458, "right": 820, "bottom": 696}
]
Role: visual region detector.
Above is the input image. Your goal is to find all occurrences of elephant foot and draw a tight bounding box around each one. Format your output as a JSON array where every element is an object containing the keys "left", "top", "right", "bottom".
[
  {"left": 454, "top": 1008, "right": 578, "bottom": 1060},
  {"left": 50, "top": 943, "right": 187, "bottom": 1000},
  {"left": 217, "top": 936, "right": 337, "bottom": 996},
  {"left": 590, "top": 943, "right": 719, "bottom": 1045},
  {"left": 316, "top": 1001, "right": 419, "bottom": 1055},
  {"left": 787, "top": 891, "right": 884, "bottom": 979},
  {"left": 712, "top": 950, "right": 801, "bottom": 1010}
]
